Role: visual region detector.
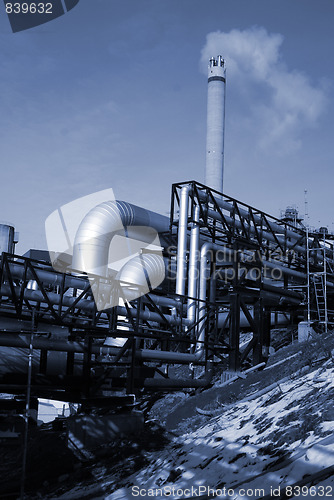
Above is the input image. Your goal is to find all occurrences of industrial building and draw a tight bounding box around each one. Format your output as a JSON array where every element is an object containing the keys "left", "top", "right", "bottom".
[{"left": 0, "top": 56, "right": 333, "bottom": 467}]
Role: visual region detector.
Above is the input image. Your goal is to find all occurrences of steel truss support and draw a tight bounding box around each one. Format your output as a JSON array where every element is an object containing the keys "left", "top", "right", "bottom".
[{"left": 171, "top": 181, "right": 328, "bottom": 371}]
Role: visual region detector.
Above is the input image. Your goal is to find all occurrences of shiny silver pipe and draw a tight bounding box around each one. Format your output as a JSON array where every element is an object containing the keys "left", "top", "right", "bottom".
[
  {"left": 176, "top": 185, "right": 191, "bottom": 296},
  {"left": 0, "top": 283, "right": 95, "bottom": 312},
  {"left": 3, "top": 262, "right": 89, "bottom": 290},
  {"left": 197, "top": 242, "right": 215, "bottom": 358},
  {"left": 116, "top": 304, "right": 190, "bottom": 327},
  {"left": 116, "top": 253, "right": 166, "bottom": 303},
  {"left": 187, "top": 205, "right": 200, "bottom": 325},
  {"left": 72, "top": 200, "right": 169, "bottom": 277}
]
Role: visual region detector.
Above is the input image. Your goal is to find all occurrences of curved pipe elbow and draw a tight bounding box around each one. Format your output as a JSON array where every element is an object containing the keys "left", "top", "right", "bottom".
[
  {"left": 72, "top": 200, "right": 169, "bottom": 277},
  {"left": 116, "top": 253, "right": 166, "bottom": 302}
]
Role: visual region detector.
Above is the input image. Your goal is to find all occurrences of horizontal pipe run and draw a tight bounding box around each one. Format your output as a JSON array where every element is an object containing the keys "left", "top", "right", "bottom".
[
  {"left": 195, "top": 238, "right": 334, "bottom": 287},
  {"left": 206, "top": 203, "right": 334, "bottom": 263},
  {"left": 0, "top": 333, "right": 204, "bottom": 364},
  {"left": 206, "top": 208, "right": 308, "bottom": 256},
  {"left": 143, "top": 372, "right": 213, "bottom": 389},
  {"left": 198, "top": 191, "right": 305, "bottom": 243},
  {"left": 3, "top": 260, "right": 186, "bottom": 311},
  {"left": 3, "top": 262, "right": 89, "bottom": 290},
  {"left": 142, "top": 293, "right": 183, "bottom": 310},
  {"left": 0, "top": 284, "right": 95, "bottom": 312},
  {"left": 217, "top": 311, "right": 289, "bottom": 329},
  {"left": 0, "top": 333, "right": 94, "bottom": 353},
  {"left": 116, "top": 305, "right": 191, "bottom": 327},
  {"left": 0, "top": 284, "right": 191, "bottom": 326}
]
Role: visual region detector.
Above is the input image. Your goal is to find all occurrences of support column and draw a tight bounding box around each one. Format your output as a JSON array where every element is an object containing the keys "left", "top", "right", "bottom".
[
  {"left": 229, "top": 291, "right": 240, "bottom": 371},
  {"left": 253, "top": 299, "right": 270, "bottom": 365},
  {"left": 253, "top": 299, "right": 263, "bottom": 365}
]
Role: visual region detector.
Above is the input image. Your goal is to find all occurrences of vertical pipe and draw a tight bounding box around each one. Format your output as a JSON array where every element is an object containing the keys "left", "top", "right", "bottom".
[
  {"left": 187, "top": 205, "right": 200, "bottom": 325},
  {"left": 205, "top": 56, "right": 226, "bottom": 193},
  {"left": 196, "top": 242, "right": 214, "bottom": 357},
  {"left": 176, "top": 186, "right": 191, "bottom": 296}
]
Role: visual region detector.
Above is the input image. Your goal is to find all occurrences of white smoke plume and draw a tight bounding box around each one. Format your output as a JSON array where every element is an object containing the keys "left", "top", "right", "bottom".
[{"left": 200, "top": 27, "right": 328, "bottom": 155}]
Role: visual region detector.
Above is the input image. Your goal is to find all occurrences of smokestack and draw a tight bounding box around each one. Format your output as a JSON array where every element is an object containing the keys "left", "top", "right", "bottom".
[{"left": 205, "top": 55, "right": 226, "bottom": 193}]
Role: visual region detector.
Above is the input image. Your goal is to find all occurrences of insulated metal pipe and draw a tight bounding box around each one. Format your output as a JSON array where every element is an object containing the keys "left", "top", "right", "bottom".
[
  {"left": 187, "top": 205, "right": 200, "bottom": 325},
  {"left": 116, "top": 253, "right": 166, "bottom": 302},
  {"left": 212, "top": 239, "right": 334, "bottom": 287},
  {"left": 176, "top": 186, "right": 191, "bottom": 296},
  {"left": 197, "top": 242, "right": 216, "bottom": 357},
  {"left": 116, "top": 304, "right": 191, "bottom": 327},
  {"left": 0, "top": 284, "right": 191, "bottom": 327},
  {"left": 72, "top": 200, "right": 169, "bottom": 277},
  {"left": 195, "top": 240, "right": 303, "bottom": 281},
  {"left": 0, "top": 284, "right": 95, "bottom": 312},
  {"left": 3, "top": 262, "right": 89, "bottom": 290},
  {"left": 196, "top": 242, "right": 293, "bottom": 352}
]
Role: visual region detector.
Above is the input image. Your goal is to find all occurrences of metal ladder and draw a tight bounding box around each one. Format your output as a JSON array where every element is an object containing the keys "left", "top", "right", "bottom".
[{"left": 312, "top": 273, "right": 327, "bottom": 324}]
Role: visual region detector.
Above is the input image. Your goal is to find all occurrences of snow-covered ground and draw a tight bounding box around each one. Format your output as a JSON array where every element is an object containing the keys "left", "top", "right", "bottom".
[
  {"left": 105, "top": 365, "right": 334, "bottom": 499},
  {"left": 44, "top": 335, "right": 334, "bottom": 500}
]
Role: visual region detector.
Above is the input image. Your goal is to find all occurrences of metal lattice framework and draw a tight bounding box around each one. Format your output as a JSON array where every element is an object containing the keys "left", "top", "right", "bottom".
[
  {"left": 0, "top": 252, "right": 214, "bottom": 401},
  {"left": 1, "top": 181, "right": 334, "bottom": 400},
  {"left": 171, "top": 181, "right": 334, "bottom": 369}
]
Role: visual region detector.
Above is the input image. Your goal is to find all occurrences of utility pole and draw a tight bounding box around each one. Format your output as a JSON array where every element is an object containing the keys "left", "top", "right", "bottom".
[{"left": 20, "top": 309, "right": 36, "bottom": 499}]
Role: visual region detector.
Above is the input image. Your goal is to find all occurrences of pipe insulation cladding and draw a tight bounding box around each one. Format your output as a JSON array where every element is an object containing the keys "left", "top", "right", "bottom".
[
  {"left": 72, "top": 200, "right": 169, "bottom": 278},
  {"left": 205, "top": 55, "right": 226, "bottom": 193}
]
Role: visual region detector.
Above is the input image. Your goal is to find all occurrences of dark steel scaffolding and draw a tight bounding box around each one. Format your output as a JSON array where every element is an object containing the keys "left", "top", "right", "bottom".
[
  {"left": 171, "top": 181, "right": 334, "bottom": 369},
  {"left": 0, "top": 181, "right": 334, "bottom": 401}
]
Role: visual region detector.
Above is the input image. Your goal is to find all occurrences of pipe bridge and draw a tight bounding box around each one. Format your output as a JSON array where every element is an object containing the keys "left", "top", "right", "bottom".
[{"left": 0, "top": 181, "right": 333, "bottom": 403}]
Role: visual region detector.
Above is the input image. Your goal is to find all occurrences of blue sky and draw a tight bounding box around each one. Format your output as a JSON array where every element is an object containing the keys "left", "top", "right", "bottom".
[{"left": 0, "top": 0, "right": 333, "bottom": 253}]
